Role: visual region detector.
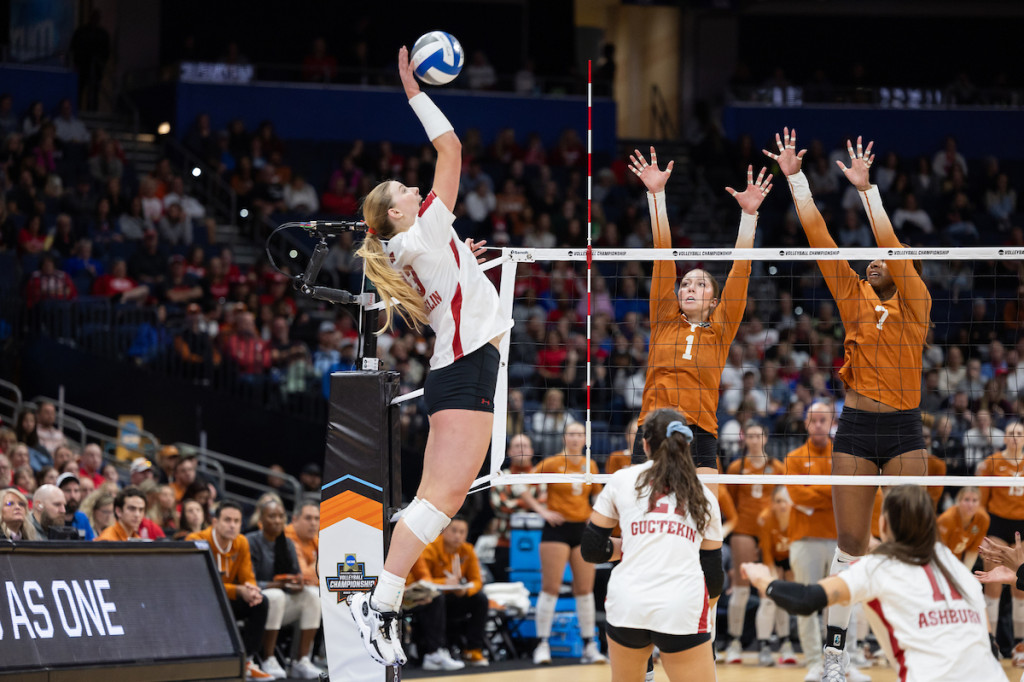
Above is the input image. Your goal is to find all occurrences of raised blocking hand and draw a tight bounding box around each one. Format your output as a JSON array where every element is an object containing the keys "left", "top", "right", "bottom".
[
  {"left": 628, "top": 146, "right": 674, "bottom": 194},
  {"left": 836, "top": 136, "right": 875, "bottom": 191},
  {"left": 763, "top": 126, "right": 807, "bottom": 177},
  {"left": 726, "top": 165, "right": 773, "bottom": 215}
]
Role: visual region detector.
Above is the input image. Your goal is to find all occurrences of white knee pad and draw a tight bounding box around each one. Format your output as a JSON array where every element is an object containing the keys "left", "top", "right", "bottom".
[{"left": 402, "top": 497, "right": 451, "bottom": 545}]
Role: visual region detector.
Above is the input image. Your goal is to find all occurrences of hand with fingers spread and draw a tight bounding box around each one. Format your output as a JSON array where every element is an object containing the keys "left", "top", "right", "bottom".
[
  {"left": 726, "top": 165, "right": 773, "bottom": 216},
  {"left": 836, "top": 136, "right": 876, "bottom": 191},
  {"left": 628, "top": 146, "right": 674, "bottom": 194},
  {"left": 397, "top": 45, "right": 421, "bottom": 99},
  {"left": 465, "top": 238, "right": 488, "bottom": 264},
  {"left": 763, "top": 126, "right": 806, "bottom": 177}
]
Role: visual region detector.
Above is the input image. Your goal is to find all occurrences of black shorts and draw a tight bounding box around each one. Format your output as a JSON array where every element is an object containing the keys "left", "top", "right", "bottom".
[
  {"left": 987, "top": 513, "right": 1024, "bottom": 545},
  {"left": 633, "top": 423, "right": 718, "bottom": 470},
  {"left": 831, "top": 407, "right": 927, "bottom": 469},
  {"left": 541, "top": 521, "right": 586, "bottom": 548},
  {"left": 423, "top": 344, "right": 500, "bottom": 416},
  {"left": 776, "top": 557, "right": 791, "bottom": 573},
  {"left": 605, "top": 623, "right": 710, "bottom": 654}
]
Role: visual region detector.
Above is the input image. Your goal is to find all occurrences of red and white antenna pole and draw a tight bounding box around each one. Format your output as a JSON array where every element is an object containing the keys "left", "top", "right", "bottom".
[{"left": 585, "top": 59, "right": 593, "bottom": 482}]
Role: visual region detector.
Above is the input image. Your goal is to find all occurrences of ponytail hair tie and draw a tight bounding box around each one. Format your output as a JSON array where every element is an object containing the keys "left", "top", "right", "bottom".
[
  {"left": 665, "top": 420, "right": 693, "bottom": 443},
  {"left": 366, "top": 225, "right": 377, "bottom": 236}
]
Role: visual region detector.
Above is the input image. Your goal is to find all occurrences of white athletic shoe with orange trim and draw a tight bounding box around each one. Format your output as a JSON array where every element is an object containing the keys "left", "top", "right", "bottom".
[{"left": 1013, "top": 642, "right": 1024, "bottom": 667}]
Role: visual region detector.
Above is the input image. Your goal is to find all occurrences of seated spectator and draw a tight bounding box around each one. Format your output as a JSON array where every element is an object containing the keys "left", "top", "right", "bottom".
[
  {"left": 25, "top": 255, "right": 78, "bottom": 309},
  {"left": 285, "top": 501, "right": 320, "bottom": 587},
  {"left": 489, "top": 433, "right": 536, "bottom": 581},
  {"left": 88, "top": 139, "right": 124, "bottom": 184},
  {"left": 34, "top": 401, "right": 67, "bottom": 457},
  {"left": 63, "top": 238, "right": 103, "bottom": 281},
  {"left": 225, "top": 311, "right": 272, "bottom": 377},
  {"left": 77, "top": 442, "right": 105, "bottom": 488},
  {"left": 0, "top": 453, "right": 10, "bottom": 488},
  {"left": 148, "top": 483, "right": 179, "bottom": 536},
  {"left": 126, "top": 457, "right": 154, "bottom": 487},
  {"left": 419, "top": 515, "right": 490, "bottom": 667},
  {"left": 320, "top": 176, "right": 358, "bottom": 215},
  {"left": 96, "top": 486, "right": 146, "bottom": 540},
  {"left": 158, "top": 202, "right": 193, "bottom": 247},
  {"left": 283, "top": 175, "right": 319, "bottom": 215},
  {"left": 246, "top": 498, "right": 322, "bottom": 679},
  {"left": 129, "top": 228, "right": 167, "bottom": 286},
  {"left": 57, "top": 471, "right": 95, "bottom": 540},
  {"left": 932, "top": 136, "right": 968, "bottom": 179},
  {"left": 50, "top": 213, "right": 80, "bottom": 260},
  {"left": 187, "top": 502, "right": 271, "bottom": 680},
  {"left": 465, "top": 50, "right": 497, "bottom": 90},
  {"left": 175, "top": 498, "right": 210, "bottom": 539},
  {"left": 163, "top": 176, "right": 206, "bottom": 221},
  {"left": 91, "top": 258, "right": 149, "bottom": 303},
  {"left": 0, "top": 487, "right": 35, "bottom": 540},
  {"left": 52, "top": 98, "right": 90, "bottom": 144},
  {"left": 299, "top": 463, "right": 321, "bottom": 495},
  {"left": 405, "top": 556, "right": 464, "bottom": 671},
  {"left": 13, "top": 465, "right": 36, "bottom": 497},
  {"left": 29, "top": 484, "right": 77, "bottom": 540},
  {"left": 529, "top": 388, "right": 577, "bottom": 457},
  {"left": 17, "top": 213, "right": 47, "bottom": 256},
  {"left": 170, "top": 453, "right": 199, "bottom": 503},
  {"left": 119, "top": 197, "right": 152, "bottom": 241},
  {"left": 80, "top": 490, "right": 115, "bottom": 536},
  {"left": 302, "top": 37, "right": 338, "bottom": 83},
  {"left": 964, "top": 409, "right": 1004, "bottom": 471},
  {"left": 175, "top": 302, "right": 222, "bottom": 380}
]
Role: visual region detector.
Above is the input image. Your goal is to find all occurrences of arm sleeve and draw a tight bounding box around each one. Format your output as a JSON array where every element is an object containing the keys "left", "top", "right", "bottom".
[
  {"left": 787, "top": 172, "right": 861, "bottom": 302},
  {"left": 765, "top": 580, "right": 829, "bottom": 616},
  {"left": 859, "top": 186, "right": 931, "bottom": 322},
  {"left": 581, "top": 522, "right": 615, "bottom": 563},
  {"left": 700, "top": 548, "right": 724, "bottom": 599},
  {"left": 647, "top": 191, "right": 681, "bottom": 323}
]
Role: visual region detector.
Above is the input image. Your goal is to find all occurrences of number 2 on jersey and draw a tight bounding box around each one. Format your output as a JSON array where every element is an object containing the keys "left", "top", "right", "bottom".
[{"left": 874, "top": 305, "right": 889, "bottom": 330}]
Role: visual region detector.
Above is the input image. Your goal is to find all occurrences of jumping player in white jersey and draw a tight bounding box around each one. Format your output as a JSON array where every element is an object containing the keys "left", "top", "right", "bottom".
[
  {"left": 743, "top": 485, "right": 1005, "bottom": 682},
  {"left": 347, "top": 46, "right": 512, "bottom": 667},
  {"left": 582, "top": 408, "right": 724, "bottom": 682}
]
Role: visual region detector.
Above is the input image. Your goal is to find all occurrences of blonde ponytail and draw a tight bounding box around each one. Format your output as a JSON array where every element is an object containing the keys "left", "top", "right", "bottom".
[{"left": 356, "top": 181, "right": 430, "bottom": 334}]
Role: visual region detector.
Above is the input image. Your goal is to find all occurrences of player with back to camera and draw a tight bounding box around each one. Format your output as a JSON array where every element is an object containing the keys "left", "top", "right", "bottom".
[
  {"left": 767, "top": 129, "right": 932, "bottom": 681},
  {"left": 743, "top": 484, "right": 1005, "bottom": 682},
  {"left": 582, "top": 408, "right": 724, "bottom": 682},
  {"left": 347, "top": 45, "right": 512, "bottom": 667}
]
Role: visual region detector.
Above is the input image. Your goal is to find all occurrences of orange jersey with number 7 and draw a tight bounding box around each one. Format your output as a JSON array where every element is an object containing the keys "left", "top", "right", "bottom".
[
  {"left": 788, "top": 175, "right": 930, "bottom": 410},
  {"left": 639, "top": 195, "right": 750, "bottom": 436}
]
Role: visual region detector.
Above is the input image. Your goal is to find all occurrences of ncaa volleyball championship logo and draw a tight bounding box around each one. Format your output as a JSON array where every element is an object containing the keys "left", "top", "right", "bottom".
[{"left": 411, "top": 31, "right": 465, "bottom": 85}]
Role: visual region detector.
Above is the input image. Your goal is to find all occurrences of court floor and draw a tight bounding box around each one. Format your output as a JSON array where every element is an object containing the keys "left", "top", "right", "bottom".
[{"left": 414, "top": 656, "right": 1018, "bottom": 681}]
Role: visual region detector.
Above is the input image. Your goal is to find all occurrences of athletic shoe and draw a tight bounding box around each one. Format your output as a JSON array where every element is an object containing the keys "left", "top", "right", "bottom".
[
  {"left": 778, "top": 640, "right": 799, "bottom": 666},
  {"left": 644, "top": 670, "right": 656, "bottom": 682},
  {"left": 803, "top": 661, "right": 823, "bottom": 682},
  {"left": 422, "top": 649, "right": 465, "bottom": 671},
  {"left": 463, "top": 649, "right": 489, "bottom": 667},
  {"left": 822, "top": 646, "right": 847, "bottom": 682},
  {"left": 290, "top": 656, "right": 323, "bottom": 680},
  {"left": 244, "top": 660, "right": 274, "bottom": 680},
  {"left": 533, "top": 640, "right": 552, "bottom": 665},
  {"left": 347, "top": 591, "right": 407, "bottom": 666},
  {"left": 849, "top": 645, "right": 871, "bottom": 668},
  {"left": 1014, "top": 642, "right": 1024, "bottom": 667},
  {"left": 724, "top": 639, "right": 743, "bottom": 664},
  {"left": 758, "top": 642, "right": 775, "bottom": 666},
  {"left": 846, "top": 664, "right": 872, "bottom": 682},
  {"left": 259, "top": 656, "right": 287, "bottom": 680},
  {"left": 580, "top": 640, "right": 608, "bottom": 664}
]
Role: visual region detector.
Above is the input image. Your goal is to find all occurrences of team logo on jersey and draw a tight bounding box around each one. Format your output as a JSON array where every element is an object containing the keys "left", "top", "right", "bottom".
[{"left": 325, "top": 553, "right": 378, "bottom": 601}]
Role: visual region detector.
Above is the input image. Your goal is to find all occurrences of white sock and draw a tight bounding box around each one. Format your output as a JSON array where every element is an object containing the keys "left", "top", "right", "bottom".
[
  {"left": 370, "top": 570, "right": 406, "bottom": 612},
  {"left": 536, "top": 592, "right": 557, "bottom": 639},
  {"left": 1013, "top": 597, "right": 1024, "bottom": 640},
  {"left": 729, "top": 585, "right": 751, "bottom": 639},
  {"left": 576, "top": 593, "right": 596, "bottom": 641},
  {"left": 776, "top": 601, "right": 791, "bottom": 638},
  {"left": 826, "top": 549, "right": 859, "bottom": 631},
  {"left": 755, "top": 595, "right": 776, "bottom": 641},
  {"left": 986, "top": 595, "right": 1000, "bottom": 635}
]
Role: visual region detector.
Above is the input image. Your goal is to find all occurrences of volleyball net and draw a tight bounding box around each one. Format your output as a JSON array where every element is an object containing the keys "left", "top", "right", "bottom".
[{"left": 454, "top": 243, "right": 1024, "bottom": 495}]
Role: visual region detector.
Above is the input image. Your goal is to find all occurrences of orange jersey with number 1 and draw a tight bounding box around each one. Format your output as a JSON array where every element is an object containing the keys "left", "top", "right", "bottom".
[
  {"left": 789, "top": 177, "right": 930, "bottom": 410},
  {"left": 640, "top": 194, "right": 750, "bottom": 436}
]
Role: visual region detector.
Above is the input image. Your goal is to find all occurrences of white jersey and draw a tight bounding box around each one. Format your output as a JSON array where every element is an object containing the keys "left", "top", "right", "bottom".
[
  {"left": 838, "top": 543, "right": 1005, "bottom": 682},
  {"left": 386, "top": 192, "right": 512, "bottom": 370},
  {"left": 592, "top": 461, "right": 723, "bottom": 634}
]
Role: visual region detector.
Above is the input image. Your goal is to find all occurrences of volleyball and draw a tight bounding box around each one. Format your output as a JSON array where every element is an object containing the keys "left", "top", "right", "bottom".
[{"left": 410, "top": 31, "right": 464, "bottom": 85}]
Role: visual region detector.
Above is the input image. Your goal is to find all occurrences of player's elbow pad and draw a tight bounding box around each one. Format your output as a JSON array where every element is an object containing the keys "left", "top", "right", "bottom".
[
  {"left": 580, "top": 522, "right": 614, "bottom": 563},
  {"left": 699, "top": 548, "right": 724, "bottom": 599},
  {"left": 765, "top": 580, "right": 829, "bottom": 616}
]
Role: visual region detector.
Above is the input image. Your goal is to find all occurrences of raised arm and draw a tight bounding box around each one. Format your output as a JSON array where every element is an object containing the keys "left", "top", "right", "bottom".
[
  {"left": 838, "top": 136, "right": 930, "bottom": 310},
  {"left": 765, "top": 127, "right": 859, "bottom": 299},
  {"left": 628, "top": 146, "right": 678, "bottom": 322},
  {"left": 398, "top": 46, "right": 460, "bottom": 212}
]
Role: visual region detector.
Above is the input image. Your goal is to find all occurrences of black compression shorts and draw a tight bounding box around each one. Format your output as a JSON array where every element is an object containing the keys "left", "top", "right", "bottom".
[
  {"left": 831, "top": 407, "right": 927, "bottom": 468},
  {"left": 423, "top": 344, "right": 500, "bottom": 416},
  {"left": 605, "top": 623, "right": 711, "bottom": 653}
]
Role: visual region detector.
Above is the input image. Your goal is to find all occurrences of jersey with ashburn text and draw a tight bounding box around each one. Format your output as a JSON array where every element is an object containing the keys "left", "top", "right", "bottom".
[
  {"left": 726, "top": 456, "right": 785, "bottom": 536},
  {"left": 386, "top": 191, "right": 513, "bottom": 370},
  {"left": 639, "top": 192, "right": 750, "bottom": 436},
  {"left": 977, "top": 450, "right": 1024, "bottom": 520},
  {"left": 789, "top": 175, "right": 930, "bottom": 410},
  {"left": 593, "top": 461, "right": 722, "bottom": 634},
  {"left": 839, "top": 544, "right": 1003, "bottom": 682}
]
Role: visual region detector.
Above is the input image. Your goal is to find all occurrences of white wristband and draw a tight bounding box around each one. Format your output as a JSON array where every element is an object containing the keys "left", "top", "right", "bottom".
[{"left": 408, "top": 92, "right": 454, "bottom": 141}]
